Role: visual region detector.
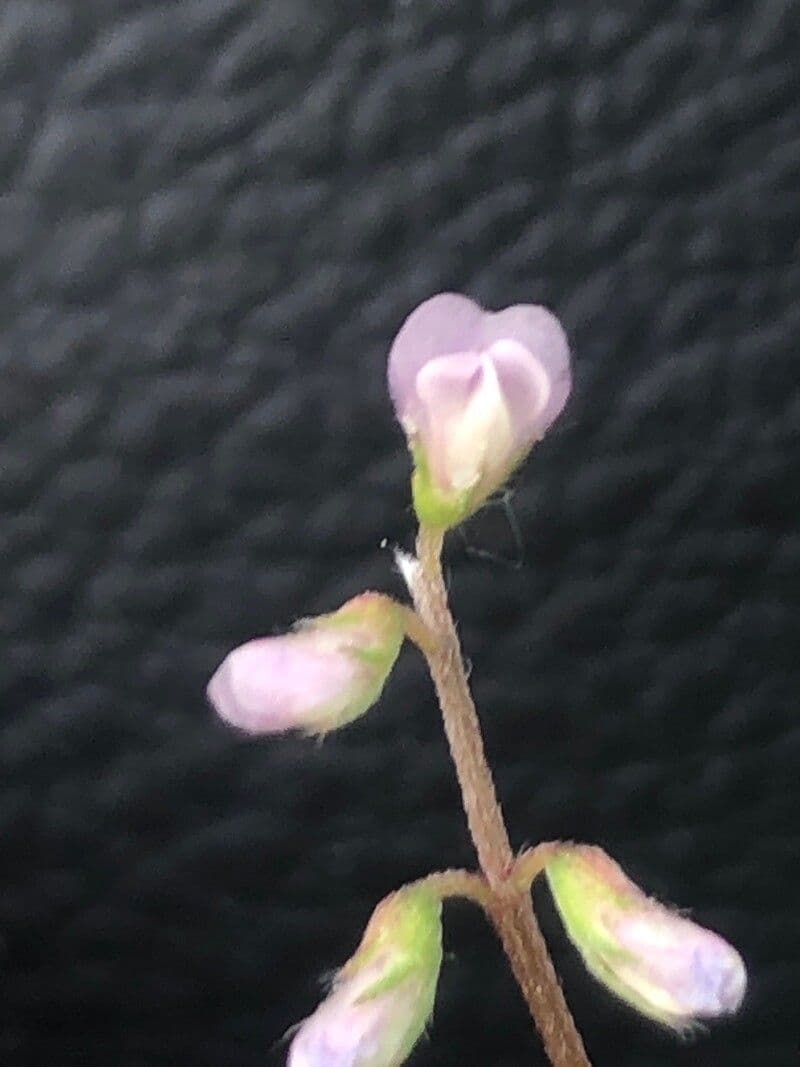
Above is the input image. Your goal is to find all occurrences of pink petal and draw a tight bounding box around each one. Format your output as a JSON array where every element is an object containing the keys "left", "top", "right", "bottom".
[
  {"left": 387, "top": 293, "right": 484, "bottom": 426},
  {"left": 207, "top": 635, "right": 357, "bottom": 734},
  {"left": 616, "top": 912, "right": 747, "bottom": 1017},
  {"left": 288, "top": 993, "right": 387, "bottom": 1067},
  {"left": 388, "top": 294, "right": 571, "bottom": 445},
  {"left": 482, "top": 305, "right": 571, "bottom": 441},
  {"left": 412, "top": 349, "right": 483, "bottom": 445}
]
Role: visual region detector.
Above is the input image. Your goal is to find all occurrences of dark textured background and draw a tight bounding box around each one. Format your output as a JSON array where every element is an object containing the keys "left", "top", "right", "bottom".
[{"left": 1, "top": 1, "right": 798, "bottom": 1064}]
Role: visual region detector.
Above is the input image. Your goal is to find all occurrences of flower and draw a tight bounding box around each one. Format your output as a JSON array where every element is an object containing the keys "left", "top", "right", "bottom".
[
  {"left": 545, "top": 845, "right": 747, "bottom": 1029},
  {"left": 288, "top": 885, "right": 443, "bottom": 1067},
  {"left": 387, "top": 293, "right": 571, "bottom": 527},
  {"left": 206, "top": 593, "right": 405, "bottom": 736}
]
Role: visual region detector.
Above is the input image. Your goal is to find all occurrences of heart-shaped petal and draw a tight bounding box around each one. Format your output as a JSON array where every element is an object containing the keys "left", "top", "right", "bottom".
[{"left": 387, "top": 293, "right": 571, "bottom": 526}]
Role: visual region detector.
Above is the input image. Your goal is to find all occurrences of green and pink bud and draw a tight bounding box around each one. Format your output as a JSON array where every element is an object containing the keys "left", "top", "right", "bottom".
[
  {"left": 288, "top": 885, "right": 443, "bottom": 1067},
  {"left": 387, "top": 293, "right": 571, "bottom": 527},
  {"left": 207, "top": 593, "right": 405, "bottom": 737},
  {"left": 545, "top": 845, "right": 747, "bottom": 1029}
]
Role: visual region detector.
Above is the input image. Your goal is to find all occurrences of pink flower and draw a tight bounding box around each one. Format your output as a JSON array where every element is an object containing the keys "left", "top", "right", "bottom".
[
  {"left": 388, "top": 293, "right": 571, "bottom": 526},
  {"left": 207, "top": 593, "right": 405, "bottom": 737},
  {"left": 288, "top": 886, "right": 443, "bottom": 1067},
  {"left": 545, "top": 845, "right": 747, "bottom": 1029}
]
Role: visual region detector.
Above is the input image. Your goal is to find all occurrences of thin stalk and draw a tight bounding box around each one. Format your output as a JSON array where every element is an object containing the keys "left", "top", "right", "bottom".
[
  {"left": 511, "top": 843, "right": 563, "bottom": 894},
  {"left": 411, "top": 868, "right": 493, "bottom": 909},
  {"left": 408, "top": 524, "right": 591, "bottom": 1067}
]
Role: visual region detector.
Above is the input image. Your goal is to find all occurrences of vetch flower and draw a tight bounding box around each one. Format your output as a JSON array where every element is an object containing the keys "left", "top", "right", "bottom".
[
  {"left": 288, "top": 885, "right": 443, "bottom": 1067},
  {"left": 545, "top": 845, "right": 747, "bottom": 1029},
  {"left": 207, "top": 593, "right": 404, "bottom": 736},
  {"left": 388, "top": 292, "right": 571, "bottom": 527}
]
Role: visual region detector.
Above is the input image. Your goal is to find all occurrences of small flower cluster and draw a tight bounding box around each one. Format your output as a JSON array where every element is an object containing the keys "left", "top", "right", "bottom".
[{"left": 206, "top": 293, "right": 746, "bottom": 1065}]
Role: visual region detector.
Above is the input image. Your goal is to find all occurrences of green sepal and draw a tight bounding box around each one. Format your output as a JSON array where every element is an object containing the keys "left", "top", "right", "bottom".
[
  {"left": 341, "top": 885, "right": 443, "bottom": 1005},
  {"left": 291, "top": 593, "right": 406, "bottom": 735},
  {"left": 545, "top": 849, "right": 636, "bottom": 963},
  {"left": 409, "top": 443, "right": 474, "bottom": 528},
  {"left": 409, "top": 439, "right": 530, "bottom": 530}
]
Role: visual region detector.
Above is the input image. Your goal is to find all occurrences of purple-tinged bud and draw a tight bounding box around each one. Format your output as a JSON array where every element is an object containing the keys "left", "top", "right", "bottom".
[
  {"left": 546, "top": 846, "right": 746, "bottom": 1029},
  {"left": 388, "top": 293, "right": 571, "bottom": 527},
  {"left": 207, "top": 593, "right": 405, "bottom": 737},
  {"left": 288, "top": 885, "right": 443, "bottom": 1067}
]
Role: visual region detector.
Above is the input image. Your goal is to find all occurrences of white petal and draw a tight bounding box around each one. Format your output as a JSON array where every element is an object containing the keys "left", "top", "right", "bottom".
[{"left": 415, "top": 352, "right": 514, "bottom": 492}]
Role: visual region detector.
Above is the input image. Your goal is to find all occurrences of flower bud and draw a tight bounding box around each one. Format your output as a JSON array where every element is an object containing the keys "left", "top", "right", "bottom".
[
  {"left": 207, "top": 593, "right": 404, "bottom": 736},
  {"left": 545, "top": 845, "right": 747, "bottom": 1029},
  {"left": 288, "top": 885, "right": 443, "bottom": 1067},
  {"left": 388, "top": 293, "right": 571, "bottom": 527}
]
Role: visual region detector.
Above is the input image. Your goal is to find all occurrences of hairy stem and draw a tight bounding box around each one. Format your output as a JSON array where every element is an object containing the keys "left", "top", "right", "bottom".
[
  {"left": 408, "top": 524, "right": 591, "bottom": 1067},
  {"left": 511, "top": 843, "right": 563, "bottom": 893},
  {"left": 412, "top": 868, "right": 493, "bottom": 909}
]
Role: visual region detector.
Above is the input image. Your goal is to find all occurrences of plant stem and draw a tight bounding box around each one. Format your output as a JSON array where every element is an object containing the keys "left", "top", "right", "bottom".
[
  {"left": 511, "top": 843, "right": 562, "bottom": 893},
  {"left": 412, "top": 868, "right": 493, "bottom": 909},
  {"left": 408, "top": 524, "right": 591, "bottom": 1067}
]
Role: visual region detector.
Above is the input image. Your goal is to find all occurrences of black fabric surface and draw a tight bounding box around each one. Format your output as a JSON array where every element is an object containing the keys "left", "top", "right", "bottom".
[{"left": 1, "top": 2, "right": 798, "bottom": 1064}]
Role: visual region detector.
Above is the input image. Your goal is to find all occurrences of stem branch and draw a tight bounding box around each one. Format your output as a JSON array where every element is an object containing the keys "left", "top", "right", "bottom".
[{"left": 412, "top": 868, "right": 493, "bottom": 909}]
